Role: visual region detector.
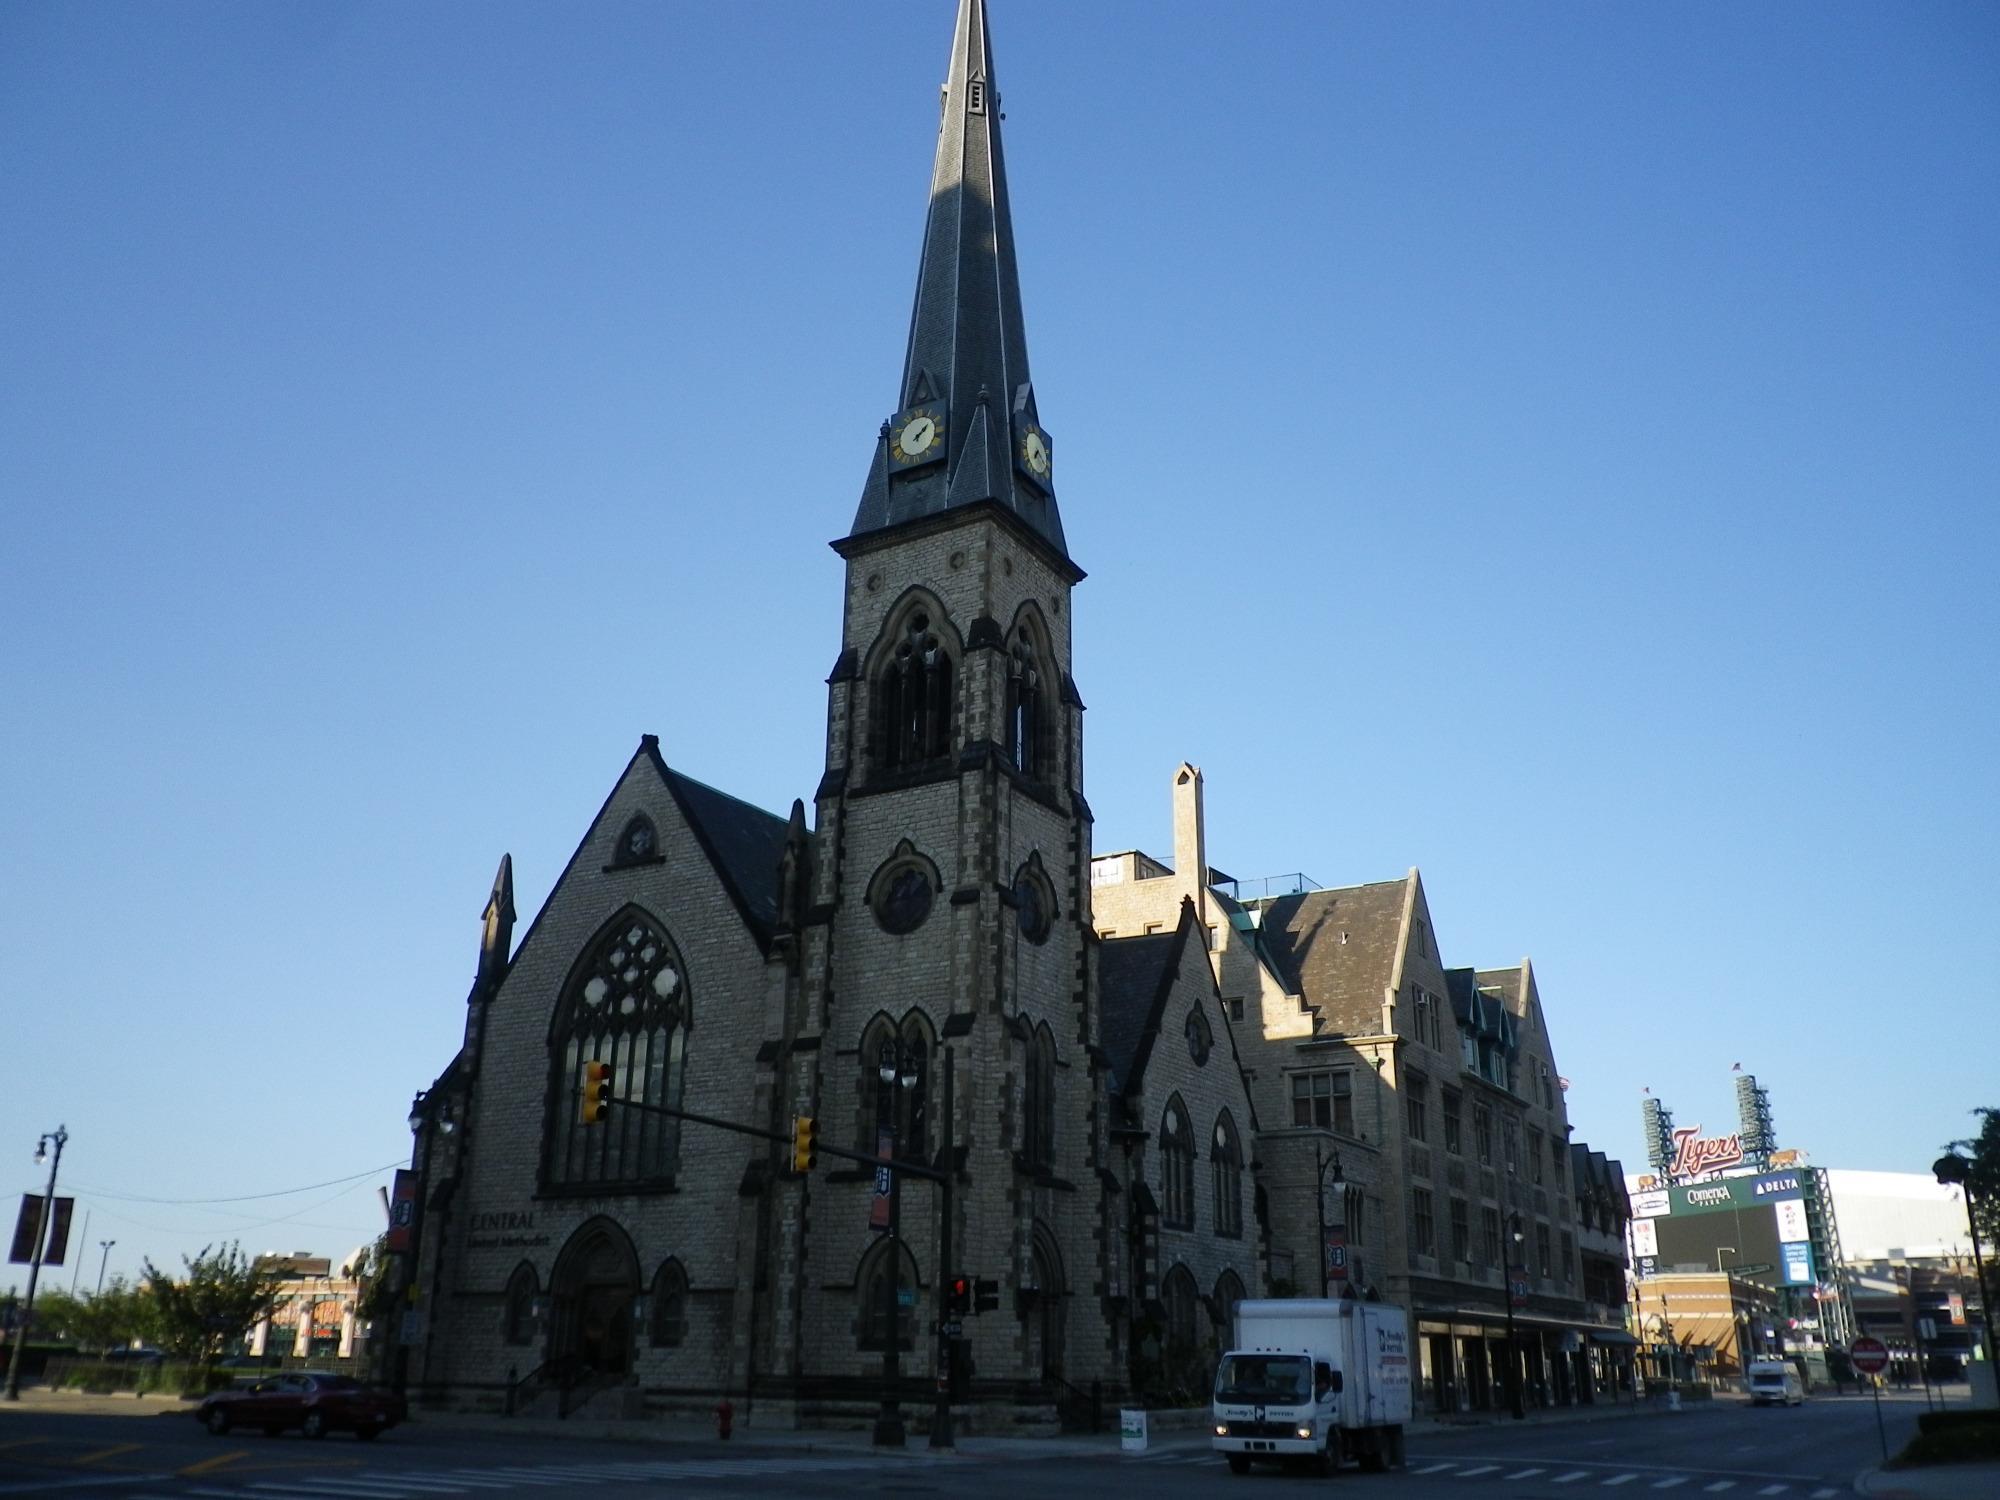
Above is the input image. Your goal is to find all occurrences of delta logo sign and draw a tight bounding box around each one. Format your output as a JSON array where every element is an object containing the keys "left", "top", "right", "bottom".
[{"left": 1668, "top": 1126, "right": 1745, "bottom": 1181}]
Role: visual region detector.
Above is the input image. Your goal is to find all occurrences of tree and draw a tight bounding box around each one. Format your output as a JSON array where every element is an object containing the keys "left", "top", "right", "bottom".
[
  {"left": 142, "top": 1244, "right": 283, "bottom": 1367},
  {"left": 1940, "top": 1108, "right": 2000, "bottom": 1251}
]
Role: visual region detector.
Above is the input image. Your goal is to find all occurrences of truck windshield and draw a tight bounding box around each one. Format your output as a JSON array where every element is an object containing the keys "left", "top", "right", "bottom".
[{"left": 1214, "top": 1354, "right": 1313, "bottom": 1403}]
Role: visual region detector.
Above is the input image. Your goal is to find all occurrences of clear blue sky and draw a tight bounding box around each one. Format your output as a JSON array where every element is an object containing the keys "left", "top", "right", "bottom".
[{"left": 3, "top": 1, "right": 1994, "bottom": 1287}]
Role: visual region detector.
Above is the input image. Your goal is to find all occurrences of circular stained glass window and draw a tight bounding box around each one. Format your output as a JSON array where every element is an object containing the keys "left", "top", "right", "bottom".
[
  {"left": 1014, "top": 870, "right": 1050, "bottom": 945},
  {"left": 875, "top": 865, "right": 933, "bottom": 936}
]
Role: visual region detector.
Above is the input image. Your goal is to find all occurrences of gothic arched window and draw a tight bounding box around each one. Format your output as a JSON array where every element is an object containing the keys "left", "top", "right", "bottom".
[
  {"left": 857, "top": 1011, "right": 932, "bottom": 1157},
  {"left": 649, "top": 1259, "right": 687, "bottom": 1348},
  {"left": 1022, "top": 1023, "right": 1057, "bottom": 1167},
  {"left": 1213, "top": 1268, "right": 1246, "bottom": 1340},
  {"left": 856, "top": 1238, "right": 921, "bottom": 1352},
  {"left": 1212, "top": 1110, "right": 1243, "bottom": 1238},
  {"left": 874, "top": 608, "right": 956, "bottom": 771},
  {"left": 545, "top": 908, "right": 690, "bottom": 1191},
  {"left": 1162, "top": 1263, "right": 1199, "bottom": 1357},
  {"left": 1161, "top": 1095, "right": 1195, "bottom": 1229},
  {"left": 1005, "top": 625, "right": 1045, "bottom": 777}
]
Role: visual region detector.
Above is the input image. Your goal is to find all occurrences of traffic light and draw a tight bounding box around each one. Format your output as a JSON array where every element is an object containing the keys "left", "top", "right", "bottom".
[
  {"left": 973, "top": 1277, "right": 1000, "bottom": 1314},
  {"left": 791, "top": 1115, "right": 819, "bottom": 1173},
  {"left": 948, "top": 1275, "right": 971, "bottom": 1315},
  {"left": 580, "top": 1060, "right": 612, "bottom": 1124}
]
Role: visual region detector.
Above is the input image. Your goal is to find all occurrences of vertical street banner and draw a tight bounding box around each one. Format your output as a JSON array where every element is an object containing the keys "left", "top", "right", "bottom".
[
  {"left": 8, "top": 1196, "right": 43, "bottom": 1265},
  {"left": 384, "top": 1171, "right": 419, "bottom": 1254},
  {"left": 1323, "top": 1227, "right": 1347, "bottom": 1282},
  {"left": 7, "top": 1195, "right": 73, "bottom": 1266},
  {"left": 868, "top": 1127, "right": 894, "bottom": 1232},
  {"left": 42, "top": 1196, "right": 72, "bottom": 1265}
]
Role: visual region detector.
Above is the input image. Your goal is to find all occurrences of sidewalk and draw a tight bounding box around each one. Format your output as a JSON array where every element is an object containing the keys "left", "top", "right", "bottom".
[
  {"left": 1856, "top": 1461, "right": 2000, "bottom": 1500},
  {"left": 0, "top": 1381, "right": 1698, "bottom": 1459}
]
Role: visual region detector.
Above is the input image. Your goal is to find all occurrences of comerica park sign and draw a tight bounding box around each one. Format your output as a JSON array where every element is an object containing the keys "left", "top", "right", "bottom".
[{"left": 1669, "top": 1126, "right": 1745, "bottom": 1181}]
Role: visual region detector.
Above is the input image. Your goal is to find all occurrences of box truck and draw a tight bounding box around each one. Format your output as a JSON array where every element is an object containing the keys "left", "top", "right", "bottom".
[{"left": 1210, "top": 1298, "right": 1412, "bottom": 1474}]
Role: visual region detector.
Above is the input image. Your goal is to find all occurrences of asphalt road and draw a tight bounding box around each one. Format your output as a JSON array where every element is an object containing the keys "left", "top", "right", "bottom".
[{"left": 0, "top": 1389, "right": 1945, "bottom": 1500}]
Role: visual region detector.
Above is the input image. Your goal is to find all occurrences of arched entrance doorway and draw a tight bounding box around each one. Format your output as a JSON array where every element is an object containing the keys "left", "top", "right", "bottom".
[
  {"left": 1026, "top": 1229, "right": 1065, "bottom": 1379},
  {"left": 549, "top": 1218, "right": 639, "bottom": 1377}
]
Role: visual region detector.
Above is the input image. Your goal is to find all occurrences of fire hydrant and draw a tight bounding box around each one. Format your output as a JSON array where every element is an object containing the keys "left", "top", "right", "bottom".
[{"left": 715, "top": 1397, "right": 735, "bottom": 1441}]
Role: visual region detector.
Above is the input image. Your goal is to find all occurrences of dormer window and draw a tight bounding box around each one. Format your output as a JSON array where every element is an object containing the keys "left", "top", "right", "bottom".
[{"left": 968, "top": 78, "right": 986, "bottom": 115}]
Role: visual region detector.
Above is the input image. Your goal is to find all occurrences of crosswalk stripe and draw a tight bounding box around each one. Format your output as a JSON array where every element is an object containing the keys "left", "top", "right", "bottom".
[
  {"left": 1553, "top": 1474, "right": 1593, "bottom": 1486},
  {"left": 1414, "top": 1462, "right": 1458, "bottom": 1474},
  {"left": 1603, "top": 1479, "right": 1640, "bottom": 1489},
  {"left": 243, "top": 1483, "right": 467, "bottom": 1498},
  {"left": 1756, "top": 1488, "right": 1789, "bottom": 1496},
  {"left": 1811, "top": 1491, "right": 1839, "bottom": 1499},
  {"left": 262, "top": 1480, "right": 470, "bottom": 1495},
  {"left": 1703, "top": 1485, "right": 1736, "bottom": 1494},
  {"left": 1504, "top": 1469, "right": 1546, "bottom": 1480},
  {"left": 1652, "top": 1481, "right": 1690, "bottom": 1491},
  {"left": 1459, "top": 1465, "right": 1500, "bottom": 1477}
]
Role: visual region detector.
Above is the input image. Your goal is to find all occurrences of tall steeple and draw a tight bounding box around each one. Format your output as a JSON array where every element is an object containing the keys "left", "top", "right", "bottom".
[{"left": 849, "top": 0, "right": 1068, "bottom": 564}]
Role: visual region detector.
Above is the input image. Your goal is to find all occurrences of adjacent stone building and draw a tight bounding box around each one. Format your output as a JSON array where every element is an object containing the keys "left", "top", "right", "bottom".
[{"left": 1091, "top": 765, "right": 1634, "bottom": 1413}]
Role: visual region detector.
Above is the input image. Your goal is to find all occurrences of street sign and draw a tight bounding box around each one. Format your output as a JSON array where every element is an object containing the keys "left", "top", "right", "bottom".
[
  {"left": 1850, "top": 1336, "right": 1890, "bottom": 1375},
  {"left": 938, "top": 1320, "right": 964, "bottom": 1339},
  {"left": 1917, "top": 1317, "right": 1937, "bottom": 1342}
]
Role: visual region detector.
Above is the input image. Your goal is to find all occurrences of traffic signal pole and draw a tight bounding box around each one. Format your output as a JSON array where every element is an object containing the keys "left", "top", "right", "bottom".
[
  {"left": 582, "top": 1076, "right": 960, "bottom": 1446},
  {"left": 930, "top": 1047, "right": 954, "bottom": 1450}
]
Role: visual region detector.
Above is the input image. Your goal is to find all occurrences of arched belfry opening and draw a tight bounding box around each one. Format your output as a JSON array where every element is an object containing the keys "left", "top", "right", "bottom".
[{"left": 869, "top": 595, "right": 960, "bottom": 774}]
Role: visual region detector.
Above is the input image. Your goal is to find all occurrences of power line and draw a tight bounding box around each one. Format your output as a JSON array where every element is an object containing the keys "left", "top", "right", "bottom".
[{"left": 61, "top": 1158, "right": 407, "bottom": 1206}]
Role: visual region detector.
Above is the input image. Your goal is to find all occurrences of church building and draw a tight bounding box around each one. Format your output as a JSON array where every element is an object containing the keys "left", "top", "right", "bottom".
[
  {"left": 404, "top": 0, "right": 1260, "bottom": 1427},
  {"left": 401, "top": 0, "right": 1629, "bottom": 1430}
]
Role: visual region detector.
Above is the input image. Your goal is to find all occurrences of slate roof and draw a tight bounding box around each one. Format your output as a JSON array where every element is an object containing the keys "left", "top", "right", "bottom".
[
  {"left": 643, "top": 741, "right": 791, "bottom": 949},
  {"left": 848, "top": 0, "right": 1071, "bottom": 565},
  {"left": 1258, "top": 879, "right": 1408, "bottom": 1035},
  {"left": 1098, "top": 921, "right": 1188, "bottom": 1097}
]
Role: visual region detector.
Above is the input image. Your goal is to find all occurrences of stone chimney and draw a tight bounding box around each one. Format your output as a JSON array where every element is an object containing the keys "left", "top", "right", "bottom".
[{"left": 1172, "top": 763, "right": 1207, "bottom": 930}]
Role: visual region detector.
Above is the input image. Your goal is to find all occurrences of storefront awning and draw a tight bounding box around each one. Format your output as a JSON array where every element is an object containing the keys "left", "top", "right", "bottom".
[{"left": 1588, "top": 1329, "right": 1639, "bottom": 1346}]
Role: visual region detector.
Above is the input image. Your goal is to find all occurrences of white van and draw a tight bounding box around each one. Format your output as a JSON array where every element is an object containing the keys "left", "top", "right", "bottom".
[{"left": 1746, "top": 1359, "right": 1804, "bottom": 1406}]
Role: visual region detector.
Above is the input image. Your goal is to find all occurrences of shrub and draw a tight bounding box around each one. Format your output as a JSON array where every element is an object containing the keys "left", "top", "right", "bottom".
[{"left": 1895, "top": 1415, "right": 2000, "bottom": 1468}]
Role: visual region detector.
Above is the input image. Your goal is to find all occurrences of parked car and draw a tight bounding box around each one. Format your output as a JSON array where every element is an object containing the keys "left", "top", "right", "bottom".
[
  {"left": 101, "top": 1347, "right": 165, "bottom": 1363},
  {"left": 195, "top": 1371, "right": 407, "bottom": 1440},
  {"left": 1746, "top": 1359, "right": 1805, "bottom": 1407}
]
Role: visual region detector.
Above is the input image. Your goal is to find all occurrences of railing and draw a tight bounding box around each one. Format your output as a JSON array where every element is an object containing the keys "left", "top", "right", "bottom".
[
  {"left": 1211, "top": 873, "right": 1322, "bottom": 905},
  {"left": 1047, "top": 1373, "right": 1103, "bottom": 1433}
]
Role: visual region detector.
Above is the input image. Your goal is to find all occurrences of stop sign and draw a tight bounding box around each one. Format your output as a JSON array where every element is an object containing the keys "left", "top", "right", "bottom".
[{"left": 1850, "top": 1336, "right": 1890, "bottom": 1374}]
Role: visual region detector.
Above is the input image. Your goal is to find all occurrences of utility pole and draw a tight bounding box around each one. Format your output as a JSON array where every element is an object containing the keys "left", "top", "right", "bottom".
[
  {"left": 3, "top": 1125, "right": 68, "bottom": 1402},
  {"left": 95, "top": 1241, "right": 115, "bottom": 1297}
]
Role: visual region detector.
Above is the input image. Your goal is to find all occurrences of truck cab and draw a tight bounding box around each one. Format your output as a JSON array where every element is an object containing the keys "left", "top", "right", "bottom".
[
  {"left": 1210, "top": 1298, "right": 1411, "bottom": 1475},
  {"left": 1211, "top": 1351, "right": 1343, "bottom": 1473}
]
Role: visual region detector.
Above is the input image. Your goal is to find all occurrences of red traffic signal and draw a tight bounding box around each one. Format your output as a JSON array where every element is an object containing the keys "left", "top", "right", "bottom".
[{"left": 948, "top": 1275, "right": 971, "bottom": 1315}]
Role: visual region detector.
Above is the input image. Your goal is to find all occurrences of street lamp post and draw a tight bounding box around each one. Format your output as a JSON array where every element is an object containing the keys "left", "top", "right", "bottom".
[
  {"left": 3, "top": 1125, "right": 69, "bottom": 1402},
  {"left": 95, "top": 1241, "right": 115, "bottom": 1297},
  {"left": 1716, "top": 1248, "right": 1744, "bottom": 1372},
  {"left": 1932, "top": 1152, "right": 2000, "bottom": 1375},
  {"left": 874, "top": 1038, "right": 920, "bottom": 1448},
  {"left": 1314, "top": 1144, "right": 1346, "bottom": 1297},
  {"left": 1503, "top": 1212, "right": 1525, "bottom": 1419}
]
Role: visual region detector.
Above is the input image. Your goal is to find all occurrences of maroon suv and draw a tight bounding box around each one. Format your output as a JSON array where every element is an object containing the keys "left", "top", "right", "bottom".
[{"left": 196, "top": 1371, "right": 407, "bottom": 1440}]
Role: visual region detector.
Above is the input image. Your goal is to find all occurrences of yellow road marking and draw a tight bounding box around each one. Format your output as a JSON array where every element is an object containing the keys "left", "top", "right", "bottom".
[
  {"left": 73, "top": 1442, "right": 145, "bottom": 1466},
  {"left": 179, "top": 1449, "right": 251, "bottom": 1475}
]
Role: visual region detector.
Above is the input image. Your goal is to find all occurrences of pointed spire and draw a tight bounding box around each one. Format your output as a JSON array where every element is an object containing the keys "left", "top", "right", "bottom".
[
  {"left": 849, "top": 0, "right": 1071, "bottom": 566},
  {"left": 477, "top": 853, "right": 515, "bottom": 988}
]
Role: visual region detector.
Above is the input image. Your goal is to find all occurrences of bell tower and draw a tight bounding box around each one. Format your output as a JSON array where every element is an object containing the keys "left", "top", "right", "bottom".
[{"left": 787, "top": 0, "right": 1101, "bottom": 1394}]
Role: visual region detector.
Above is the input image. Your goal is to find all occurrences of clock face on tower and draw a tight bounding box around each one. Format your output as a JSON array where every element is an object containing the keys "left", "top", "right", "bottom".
[
  {"left": 887, "top": 404, "right": 947, "bottom": 469},
  {"left": 1015, "top": 419, "right": 1053, "bottom": 490}
]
